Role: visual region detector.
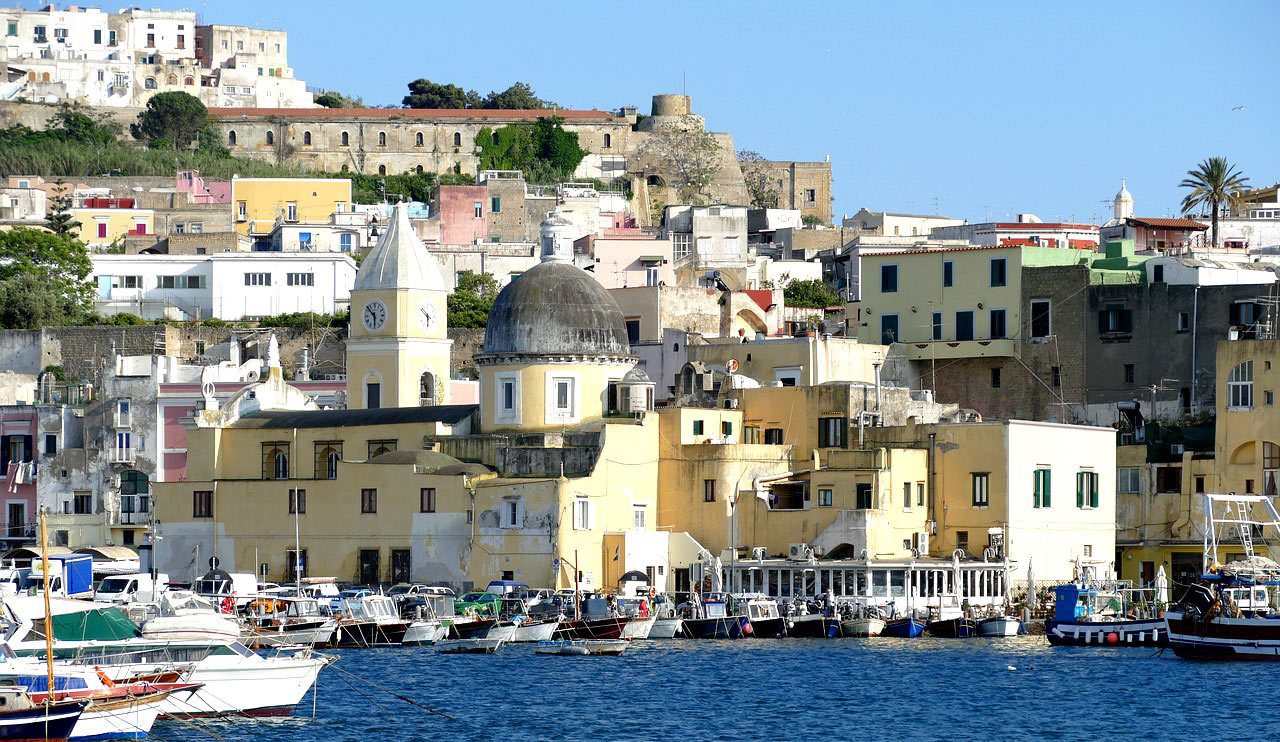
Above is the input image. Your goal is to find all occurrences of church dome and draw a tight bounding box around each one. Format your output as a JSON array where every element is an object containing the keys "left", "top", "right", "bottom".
[
  {"left": 479, "top": 261, "right": 633, "bottom": 360},
  {"left": 354, "top": 203, "right": 447, "bottom": 292}
]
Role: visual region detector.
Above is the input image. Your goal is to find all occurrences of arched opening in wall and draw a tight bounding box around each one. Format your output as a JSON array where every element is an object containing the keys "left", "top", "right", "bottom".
[
  {"left": 183, "top": 76, "right": 194, "bottom": 86},
  {"left": 491, "top": 130, "right": 499, "bottom": 144},
  {"left": 604, "top": 133, "right": 612, "bottom": 149},
  {"left": 378, "top": 131, "right": 386, "bottom": 146},
  {"left": 452, "top": 131, "right": 461, "bottom": 148},
  {"left": 227, "top": 130, "right": 237, "bottom": 146},
  {"left": 265, "top": 130, "right": 274, "bottom": 146},
  {"left": 363, "top": 370, "right": 383, "bottom": 410},
  {"left": 327, "top": 451, "right": 340, "bottom": 479},
  {"left": 378, "top": 164, "right": 387, "bottom": 176},
  {"left": 646, "top": 175, "right": 664, "bottom": 186},
  {"left": 302, "top": 130, "right": 312, "bottom": 146},
  {"left": 419, "top": 372, "right": 436, "bottom": 406},
  {"left": 1231, "top": 441, "right": 1256, "bottom": 466},
  {"left": 41, "top": 72, "right": 50, "bottom": 83},
  {"left": 340, "top": 163, "right": 349, "bottom": 172},
  {"left": 415, "top": 132, "right": 424, "bottom": 147},
  {"left": 144, "top": 77, "right": 157, "bottom": 89},
  {"left": 415, "top": 165, "right": 423, "bottom": 174},
  {"left": 166, "top": 74, "right": 177, "bottom": 85},
  {"left": 274, "top": 451, "right": 289, "bottom": 479},
  {"left": 26, "top": 71, "right": 34, "bottom": 81},
  {"left": 735, "top": 308, "right": 768, "bottom": 336},
  {"left": 262, "top": 442, "right": 290, "bottom": 479},
  {"left": 119, "top": 469, "right": 150, "bottom": 521},
  {"left": 340, "top": 131, "right": 349, "bottom": 147}
]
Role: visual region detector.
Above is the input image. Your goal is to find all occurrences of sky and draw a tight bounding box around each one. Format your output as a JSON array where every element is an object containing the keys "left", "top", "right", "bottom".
[{"left": 135, "top": 0, "right": 1280, "bottom": 223}]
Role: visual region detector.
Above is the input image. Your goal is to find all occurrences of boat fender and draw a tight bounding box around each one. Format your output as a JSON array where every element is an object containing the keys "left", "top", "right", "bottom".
[
  {"left": 1106, "top": 632, "right": 1119, "bottom": 645},
  {"left": 95, "top": 666, "right": 115, "bottom": 687}
]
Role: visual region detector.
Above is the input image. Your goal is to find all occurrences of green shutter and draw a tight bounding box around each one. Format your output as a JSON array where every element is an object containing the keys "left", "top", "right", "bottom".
[
  {"left": 1033, "top": 471, "right": 1040, "bottom": 508},
  {"left": 1076, "top": 472, "right": 1084, "bottom": 508},
  {"left": 1089, "top": 474, "right": 1099, "bottom": 508},
  {"left": 1044, "top": 470, "right": 1051, "bottom": 507}
]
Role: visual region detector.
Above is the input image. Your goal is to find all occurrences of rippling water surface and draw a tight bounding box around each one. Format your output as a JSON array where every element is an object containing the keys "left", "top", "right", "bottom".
[{"left": 160, "top": 637, "right": 1274, "bottom": 741}]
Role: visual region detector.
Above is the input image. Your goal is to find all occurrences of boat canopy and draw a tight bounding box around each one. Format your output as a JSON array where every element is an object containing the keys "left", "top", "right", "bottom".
[
  {"left": 72, "top": 546, "right": 140, "bottom": 576},
  {"left": 5, "top": 597, "right": 140, "bottom": 642}
]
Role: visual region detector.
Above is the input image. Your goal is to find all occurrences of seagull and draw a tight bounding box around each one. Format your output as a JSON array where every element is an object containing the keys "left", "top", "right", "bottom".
[{"left": 1232, "top": 106, "right": 1246, "bottom": 111}]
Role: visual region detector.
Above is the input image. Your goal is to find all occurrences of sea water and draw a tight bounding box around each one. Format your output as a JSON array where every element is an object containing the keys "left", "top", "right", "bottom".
[{"left": 159, "top": 637, "right": 1270, "bottom": 741}]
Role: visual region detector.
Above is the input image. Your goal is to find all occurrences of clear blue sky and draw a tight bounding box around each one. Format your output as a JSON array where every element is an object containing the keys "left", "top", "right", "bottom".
[{"left": 172, "top": 1, "right": 1279, "bottom": 222}]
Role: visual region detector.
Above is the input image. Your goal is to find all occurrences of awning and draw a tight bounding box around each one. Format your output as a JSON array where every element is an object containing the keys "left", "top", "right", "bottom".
[
  {"left": 2, "top": 546, "right": 71, "bottom": 566},
  {"left": 74, "top": 546, "right": 140, "bottom": 576},
  {"left": 638, "top": 255, "right": 665, "bottom": 263}
]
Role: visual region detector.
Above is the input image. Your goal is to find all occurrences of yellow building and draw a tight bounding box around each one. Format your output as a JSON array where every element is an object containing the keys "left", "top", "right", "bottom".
[
  {"left": 855, "top": 244, "right": 1092, "bottom": 360},
  {"left": 230, "top": 177, "right": 352, "bottom": 239},
  {"left": 345, "top": 206, "right": 452, "bottom": 409},
  {"left": 154, "top": 207, "right": 678, "bottom": 592},
  {"left": 72, "top": 207, "right": 154, "bottom": 248}
]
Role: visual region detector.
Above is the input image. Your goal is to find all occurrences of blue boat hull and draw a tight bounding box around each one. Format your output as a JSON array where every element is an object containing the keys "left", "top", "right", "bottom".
[{"left": 881, "top": 618, "right": 925, "bottom": 638}]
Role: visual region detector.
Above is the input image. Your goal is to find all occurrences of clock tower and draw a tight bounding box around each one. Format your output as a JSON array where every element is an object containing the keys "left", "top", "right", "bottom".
[{"left": 346, "top": 203, "right": 452, "bottom": 409}]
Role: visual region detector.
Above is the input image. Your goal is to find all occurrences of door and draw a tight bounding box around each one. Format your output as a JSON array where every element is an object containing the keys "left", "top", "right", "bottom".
[
  {"left": 357, "top": 549, "right": 380, "bottom": 586},
  {"left": 6, "top": 502, "right": 24, "bottom": 538},
  {"left": 390, "top": 549, "right": 411, "bottom": 584},
  {"left": 1170, "top": 553, "right": 1201, "bottom": 603},
  {"left": 955, "top": 311, "right": 974, "bottom": 341}
]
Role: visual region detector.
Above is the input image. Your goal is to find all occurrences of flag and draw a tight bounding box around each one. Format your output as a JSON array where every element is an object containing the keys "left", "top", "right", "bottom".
[{"left": 612, "top": 545, "right": 620, "bottom": 562}]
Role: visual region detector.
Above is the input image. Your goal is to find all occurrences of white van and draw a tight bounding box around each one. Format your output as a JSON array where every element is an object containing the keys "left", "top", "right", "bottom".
[{"left": 94, "top": 573, "right": 169, "bottom": 604}]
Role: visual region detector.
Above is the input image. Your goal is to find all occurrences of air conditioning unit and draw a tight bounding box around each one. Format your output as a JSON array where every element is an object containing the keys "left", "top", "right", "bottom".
[
  {"left": 788, "top": 542, "right": 809, "bottom": 560},
  {"left": 1170, "top": 444, "right": 1185, "bottom": 455}
]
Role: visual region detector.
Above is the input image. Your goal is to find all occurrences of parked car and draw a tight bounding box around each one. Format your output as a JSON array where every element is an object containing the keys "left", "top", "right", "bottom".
[{"left": 455, "top": 591, "right": 501, "bottom": 617}]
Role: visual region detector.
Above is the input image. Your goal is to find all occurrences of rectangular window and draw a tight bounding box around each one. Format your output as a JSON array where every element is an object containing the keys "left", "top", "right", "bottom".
[
  {"left": 244, "top": 272, "right": 271, "bottom": 286},
  {"left": 1029, "top": 300, "right": 1051, "bottom": 338},
  {"left": 193, "top": 490, "right": 213, "bottom": 518},
  {"left": 633, "top": 505, "right": 647, "bottom": 529},
  {"left": 365, "top": 382, "right": 381, "bottom": 409},
  {"left": 804, "top": 188, "right": 816, "bottom": 204},
  {"left": 956, "top": 531, "right": 969, "bottom": 554},
  {"left": 931, "top": 311, "right": 942, "bottom": 341},
  {"left": 903, "top": 482, "right": 912, "bottom": 511},
  {"left": 286, "top": 272, "right": 314, "bottom": 287},
  {"left": 285, "top": 202, "right": 298, "bottom": 221},
  {"left": 43, "top": 434, "right": 56, "bottom": 456},
  {"left": 625, "top": 318, "right": 640, "bottom": 345},
  {"left": 491, "top": 196, "right": 501, "bottom": 213},
  {"left": 916, "top": 482, "right": 925, "bottom": 507},
  {"left": 553, "top": 377, "right": 574, "bottom": 415},
  {"left": 645, "top": 265, "right": 659, "bottom": 286},
  {"left": 991, "top": 367, "right": 1001, "bottom": 388},
  {"left": 855, "top": 483, "right": 872, "bottom": 510},
  {"left": 764, "top": 428, "right": 783, "bottom": 445},
  {"left": 1099, "top": 304, "right": 1133, "bottom": 334},
  {"left": 1076, "top": 471, "right": 1099, "bottom": 509},
  {"left": 672, "top": 233, "right": 692, "bottom": 260},
  {"left": 880, "top": 314, "right": 899, "bottom": 344},
  {"left": 880, "top": 264, "right": 898, "bottom": 293},
  {"left": 1123, "top": 364, "right": 1135, "bottom": 384},
  {"left": 288, "top": 488, "right": 306, "bottom": 515},
  {"left": 313, "top": 441, "right": 341, "bottom": 480},
  {"left": 501, "top": 379, "right": 516, "bottom": 411},
  {"left": 703, "top": 479, "right": 716, "bottom": 502},
  {"left": 367, "top": 440, "right": 397, "bottom": 459},
  {"left": 93, "top": 29, "right": 101, "bottom": 44},
  {"left": 990, "top": 309, "right": 1007, "bottom": 339},
  {"left": 420, "top": 488, "right": 436, "bottom": 513},
  {"left": 97, "top": 223, "right": 108, "bottom": 239},
  {"left": 1033, "top": 468, "right": 1051, "bottom": 508},
  {"left": 1155, "top": 466, "right": 1181, "bottom": 494},
  {"left": 692, "top": 420, "right": 704, "bottom": 436},
  {"left": 818, "top": 417, "right": 846, "bottom": 448},
  {"left": 6, "top": 23, "right": 15, "bottom": 37},
  {"left": 473, "top": 201, "right": 483, "bottom": 219},
  {"left": 360, "top": 488, "right": 378, "bottom": 514},
  {"left": 990, "top": 258, "right": 1007, "bottom": 287},
  {"left": 1052, "top": 366, "right": 1061, "bottom": 387},
  {"left": 1177, "top": 312, "right": 1190, "bottom": 332},
  {"left": 721, "top": 421, "right": 733, "bottom": 437},
  {"left": 502, "top": 498, "right": 521, "bottom": 528},
  {"left": 971, "top": 473, "right": 990, "bottom": 507},
  {"left": 573, "top": 498, "right": 593, "bottom": 530},
  {"left": 1117, "top": 467, "right": 1140, "bottom": 493},
  {"left": 73, "top": 491, "right": 92, "bottom": 515},
  {"left": 818, "top": 488, "right": 833, "bottom": 507},
  {"left": 339, "top": 233, "right": 353, "bottom": 252},
  {"left": 236, "top": 201, "right": 247, "bottom": 220},
  {"left": 955, "top": 311, "right": 974, "bottom": 341},
  {"left": 943, "top": 260, "right": 954, "bottom": 287}
]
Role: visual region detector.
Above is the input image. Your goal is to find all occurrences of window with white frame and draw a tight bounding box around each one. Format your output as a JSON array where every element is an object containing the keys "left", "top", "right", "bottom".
[
  {"left": 1228, "top": 361, "right": 1253, "bottom": 409},
  {"left": 494, "top": 373, "right": 520, "bottom": 423},
  {"left": 1117, "top": 467, "right": 1141, "bottom": 493},
  {"left": 244, "top": 272, "right": 271, "bottom": 286},
  {"left": 286, "top": 272, "right": 314, "bottom": 287},
  {"left": 632, "top": 504, "right": 647, "bottom": 530},
  {"left": 573, "top": 497, "right": 594, "bottom": 531},
  {"left": 501, "top": 497, "right": 521, "bottom": 528},
  {"left": 672, "top": 233, "right": 692, "bottom": 260},
  {"left": 551, "top": 377, "right": 575, "bottom": 419}
]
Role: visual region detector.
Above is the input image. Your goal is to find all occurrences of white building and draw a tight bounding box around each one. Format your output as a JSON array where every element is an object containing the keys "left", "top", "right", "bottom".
[
  {"left": 91, "top": 253, "right": 357, "bottom": 321},
  {"left": 931, "top": 214, "right": 1100, "bottom": 249},
  {"left": 662, "top": 204, "right": 749, "bottom": 271},
  {"left": 0, "top": 187, "right": 47, "bottom": 223},
  {"left": 842, "top": 208, "right": 963, "bottom": 237}
]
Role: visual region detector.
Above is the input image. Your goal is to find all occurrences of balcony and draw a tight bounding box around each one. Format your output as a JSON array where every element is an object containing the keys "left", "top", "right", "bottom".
[
  {"left": 109, "top": 447, "right": 135, "bottom": 464},
  {"left": 119, "top": 509, "right": 150, "bottom": 526},
  {"left": 900, "top": 337, "right": 1018, "bottom": 361},
  {"left": 4, "top": 523, "right": 33, "bottom": 539}
]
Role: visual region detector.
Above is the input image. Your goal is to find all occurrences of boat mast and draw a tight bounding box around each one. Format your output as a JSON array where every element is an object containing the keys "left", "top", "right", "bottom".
[
  {"left": 37, "top": 508, "right": 55, "bottom": 701},
  {"left": 574, "top": 548, "right": 580, "bottom": 622}
]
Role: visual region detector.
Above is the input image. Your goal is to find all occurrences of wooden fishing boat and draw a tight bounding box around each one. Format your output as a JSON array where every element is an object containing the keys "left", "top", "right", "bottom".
[
  {"left": 0, "top": 689, "right": 85, "bottom": 742},
  {"left": 926, "top": 616, "right": 977, "bottom": 638},
  {"left": 976, "top": 616, "right": 1022, "bottom": 637},
  {"left": 840, "top": 616, "right": 886, "bottom": 637},
  {"left": 1045, "top": 583, "right": 1166, "bottom": 647},
  {"left": 881, "top": 617, "right": 925, "bottom": 638}
]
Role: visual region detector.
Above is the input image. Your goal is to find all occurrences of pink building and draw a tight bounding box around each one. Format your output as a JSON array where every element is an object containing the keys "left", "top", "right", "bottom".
[
  {"left": 0, "top": 409, "right": 39, "bottom": 541},
  {"left": 433, "top": 185, "right": 489, "bottom": 245},
  {"left": 176, "top": 170, "right": 231, "bottom": 205},
  {"left": 577, "top": 234, "right": 675, "bottom": 289}
]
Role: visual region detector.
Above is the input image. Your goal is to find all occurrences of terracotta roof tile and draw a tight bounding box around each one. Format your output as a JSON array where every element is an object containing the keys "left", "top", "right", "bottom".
[{"left": 1126, "top": 217, "right": 1208, "bottom": 230}]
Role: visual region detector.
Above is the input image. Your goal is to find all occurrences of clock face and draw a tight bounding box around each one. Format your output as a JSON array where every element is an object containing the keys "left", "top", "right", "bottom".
[
  {"left": 418, "top": 301, "right": 437, "bottom": 332},
  {"left": 362, "top": 300, "right": 387, "bottom": 331}
]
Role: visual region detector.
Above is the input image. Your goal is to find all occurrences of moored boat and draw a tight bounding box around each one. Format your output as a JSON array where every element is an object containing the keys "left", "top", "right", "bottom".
[
  {"left": 976, "top": 616, "right": 1022, "bottom": 637},
  {"left": 841, "top": 616, "right": 886, "bottom": 637},
  {"left": 0, "top": 689, "right": 85, "bottom": 742},
  {"left": 926, "top": 616, "right": 977, "bottom": 638},
  {"left": 402, "top": 619, "right": 448, "bottom": 646},
  {"left": 881, "top": 617, "right": 925, "bottom": 638},
  {"left": 682, "top": 594, "right": 748, "bottom": 639},
  {"left": 435, "top": 638, "right": 503, "bottom": 654},
  {"left": 1044, "top": 583, "right": 1166, "bottom": 647},
  {"left": 332, "top": 595, "right": 409, "bottom": 647},
  {"left": 534, "top": 639, "right": 628, "bottom": 656}
]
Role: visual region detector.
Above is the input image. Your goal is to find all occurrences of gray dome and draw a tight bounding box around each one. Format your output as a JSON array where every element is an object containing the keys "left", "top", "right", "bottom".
[
  {"left": 621, "top": 365, "right": 652, "bottom": 384},
  {"left": 480, "top": 261, "right": 633, "bottom": 359}
]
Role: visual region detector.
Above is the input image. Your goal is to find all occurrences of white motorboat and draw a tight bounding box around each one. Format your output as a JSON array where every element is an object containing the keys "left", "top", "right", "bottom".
[
  {"left": 145, "top": 644, "right": 332, "bottom": 718},
  {"left": 976, "top": 616, "right": 1022, "bottom": 637},
  {"left": 243, "top": 596, "right": 338, "bottom": 647},
  {"left": 435, "top": 638, "right": 503, "bottom": 654},
  {"left": 137, "top": 591, "right": 242, "bottom": 643},
  {"left": 402, "top": 619, "right": 448, "bottom": 646},
  {"left": 840, "top": 617, "right": 886, "bottom": 637},
  {"left": 534, "top": 639, "right": 628, "bottom": 656},
  {"left": 621, "top": 615, "right": 656, "bottom": 640},
  {"left": 649, "top": 617, "right": 683, "bottom": 638},
  {"left": 510, "top": 618, "right": 559, "bottom": 643},
  {"left": 485, "top": 623, "right": 517, "bottom": 641}
]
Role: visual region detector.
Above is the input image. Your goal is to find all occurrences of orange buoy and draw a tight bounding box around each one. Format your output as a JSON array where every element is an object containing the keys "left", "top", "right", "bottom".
[{"left": 1106, "top": 632, "right": 1119, "bottom": 645}]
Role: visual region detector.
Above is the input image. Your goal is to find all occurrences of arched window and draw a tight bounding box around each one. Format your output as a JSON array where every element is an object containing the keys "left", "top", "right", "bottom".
[
  {"left": 328, "top": 451, "right": 340, "bottom": 479},
  {"left": 453, "top": 131, "right": 461, "bottom": 147},
  {"left": 419, "top": 372, "right": 436, "bottom": 406},
  {"left": 340, "top": 164, "right": 349, "bottom": 172},
  {"left": 275, "top": 451, "right": 289, "bottom": 479},
  {"left": 40, "top": 72, "right": 50, "bottom": 83},
  {"left": 166, "top": 74, "right": 177, "bottom": 85},
  {"left": 313, "top": 442, "right": 342, "bottom": 480},
  {"left": 227, "top": 130, "right": 237, "bottom": 146},
  {"left": 183, "top": 76, "right": 194, "bottom": 86},
  {"left": 492, "top": 130, "right": 499, "bottom": 144},
  {"left": 261, "top": 442, "right": 290, "bottom": 479},
  {"left": 604, "top": 133, "right": 612, "bottom": 149},
  {"left": 415, "top": 132, "right": 424, "bottom": 147},
  {"left": 265, "top": 130, "right": 274, "bottom": 146},
  {"left": 144, "top": 77, "right": 157, "bottom": 89},
  {"left": 378, "top": 131, "right": 386, "bottom": 146},
  {"left": 340, "top": 131, "right": 349, "bottom": 147},
  {"left": 1265, "top": 441, "right": 1279, "bottom": 497},
  {"left": 1228, "top": 361, "right": 1254, "bottom": 409},
  {"left": 378, "top": 164, "right": 387, "bottom": 176},
  {"left": 415, "top": 165, "right": 423, "bottom": 174},
  {"left": 302, "top": 130, "right": 312, "bottom": 146}
]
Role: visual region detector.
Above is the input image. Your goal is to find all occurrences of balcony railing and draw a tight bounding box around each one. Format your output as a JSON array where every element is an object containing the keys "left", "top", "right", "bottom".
[
  {"left": 113, "top": 410, "right": 132, "bottom": 428},
  {"left": 119, "top": 510, "right": 150, "bottom": 526},
  {"left": 109, "top": 447, "right": 135, "bottom": 464},
  {"left": 4, "top": 523, "right": 33, "bottom": 539}
]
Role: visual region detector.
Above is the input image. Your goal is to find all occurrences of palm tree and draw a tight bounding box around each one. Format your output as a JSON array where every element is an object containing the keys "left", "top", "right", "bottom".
[{"left": 1180, "top": 157, "right": 1250, "bottom": 249}]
